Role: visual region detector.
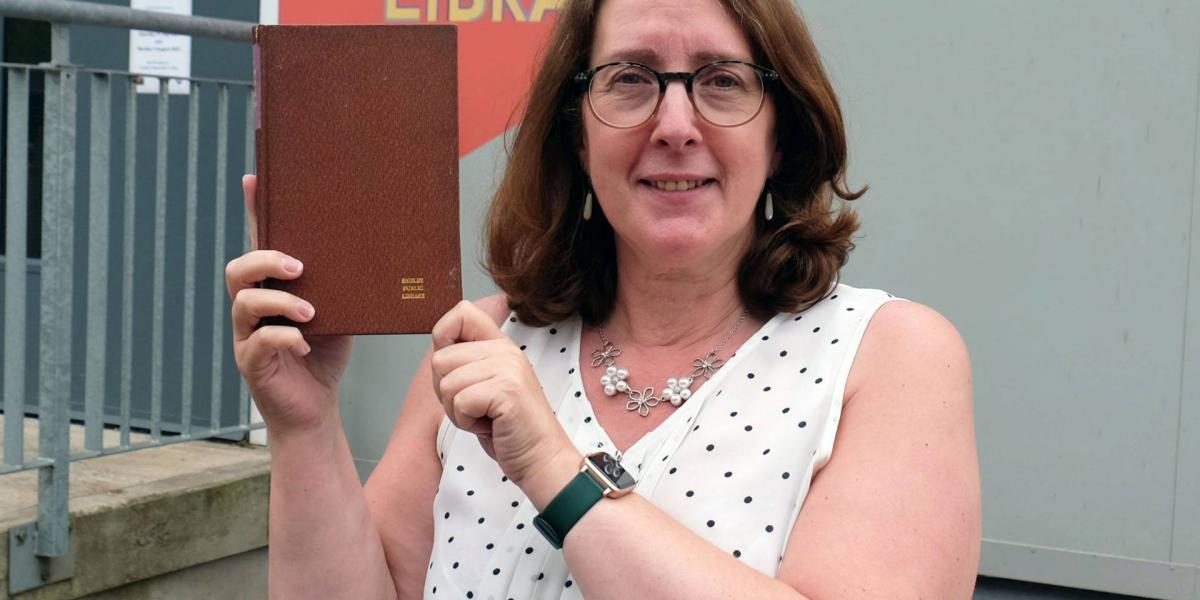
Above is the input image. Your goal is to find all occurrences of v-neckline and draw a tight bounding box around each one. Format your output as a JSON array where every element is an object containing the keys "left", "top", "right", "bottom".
[{"left": 567, "top": 312, "right": 786, "bottom": 459}]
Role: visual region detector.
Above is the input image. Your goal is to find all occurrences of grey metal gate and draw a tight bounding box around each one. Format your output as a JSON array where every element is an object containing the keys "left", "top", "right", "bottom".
[{"left": 0, "top": 0, "right": 261, "bottom": 593}]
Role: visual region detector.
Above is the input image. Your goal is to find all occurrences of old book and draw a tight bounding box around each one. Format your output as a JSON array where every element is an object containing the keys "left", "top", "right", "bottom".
[{"left": 253, "top": 24, "right": 461, "bottom": 335}]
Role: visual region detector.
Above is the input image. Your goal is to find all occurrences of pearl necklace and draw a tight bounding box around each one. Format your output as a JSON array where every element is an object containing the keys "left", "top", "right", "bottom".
[{"left": 591, "top": 311, "right": 747, "bottom": 417}]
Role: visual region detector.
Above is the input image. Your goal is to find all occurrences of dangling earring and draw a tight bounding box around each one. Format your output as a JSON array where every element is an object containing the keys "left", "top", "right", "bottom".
[
  {"left": 583, "top": 190, "right": 594, "bottom": 221},
  {"left": 764, "top": 190, "right": 774, "bottom": 221}
]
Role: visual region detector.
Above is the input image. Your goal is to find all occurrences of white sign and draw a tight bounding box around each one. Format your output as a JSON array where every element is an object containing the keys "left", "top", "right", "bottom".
[{"left": 129, "top": 0, "right": 193, "bottom": 94}]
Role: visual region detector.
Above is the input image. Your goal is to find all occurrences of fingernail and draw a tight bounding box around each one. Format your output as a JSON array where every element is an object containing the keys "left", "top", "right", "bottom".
[
  {"left": 283, "top": 257, "right": 303, "bottom": 274},
  {"left": 298, "top": 301, "right": 315, "bottom": 320}
]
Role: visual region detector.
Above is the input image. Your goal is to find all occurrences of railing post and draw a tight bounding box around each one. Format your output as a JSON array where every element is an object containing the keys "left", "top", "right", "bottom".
[
  {"left": 10, "top": 22, "right": 78, "bottom": 595},
  {"left": 4, "top": 68, "right": 29, "bottom": 469},
  {"left": 211, "top": 84, "right": 228, "bottom": 433},
  {"left": 242, "top": 87, "right": 255, "bottom": 436},
  {"left": 37, "top": 22, "right": 73, "bottom": 559},
  {"left": 49, "top": 18, "right": 68, "bottom": 65},
  {"left": 182, "top": 81, "right": 199, "bottom": 436},
  {"left": 120, "top": 74, "right": 138, "bottom": 448},
  {"left": 84, "top": 71, "right": 112, "bottom": 453},
  {"left": 150, "top": 80, "right": 168, "bottom": 441}
]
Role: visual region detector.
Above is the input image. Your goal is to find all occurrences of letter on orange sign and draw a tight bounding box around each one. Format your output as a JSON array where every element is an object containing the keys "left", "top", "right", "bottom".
[
  {"left": 451, "top": 0, "right": 485, "bottom": 21},
  {"left": 491, "top": 0, "right": 527, "bottom": 21}
]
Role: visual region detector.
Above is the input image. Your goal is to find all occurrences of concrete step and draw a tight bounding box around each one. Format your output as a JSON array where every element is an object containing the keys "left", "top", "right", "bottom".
[{"left": 0, "top": 417, "right": 269, "bottom": 599}]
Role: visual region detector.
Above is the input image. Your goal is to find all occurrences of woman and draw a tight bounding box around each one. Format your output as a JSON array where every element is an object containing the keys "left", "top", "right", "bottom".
[{"left": 225, "top": 0, "right": 981, "bottom": 597}]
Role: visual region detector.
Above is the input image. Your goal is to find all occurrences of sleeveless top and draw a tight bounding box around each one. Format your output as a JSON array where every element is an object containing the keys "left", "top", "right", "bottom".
[{"left": 425, "top": 283, "right": 902, "bottom": 600}]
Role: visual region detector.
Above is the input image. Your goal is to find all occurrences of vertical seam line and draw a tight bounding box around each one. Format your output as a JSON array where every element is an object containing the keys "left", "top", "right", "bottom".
[{"left": 1169, "top": 17, "right": 1200, "bottom": 565}]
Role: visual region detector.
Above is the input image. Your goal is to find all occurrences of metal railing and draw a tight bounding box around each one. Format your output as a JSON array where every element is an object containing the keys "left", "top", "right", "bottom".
[{"left": 0, "top": 0, "right": 260, "bottom": 593}]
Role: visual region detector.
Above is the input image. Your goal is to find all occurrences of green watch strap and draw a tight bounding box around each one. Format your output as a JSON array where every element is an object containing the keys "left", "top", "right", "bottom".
[{"left": 533, "top": 471, "right": 605, "bottom": 549}]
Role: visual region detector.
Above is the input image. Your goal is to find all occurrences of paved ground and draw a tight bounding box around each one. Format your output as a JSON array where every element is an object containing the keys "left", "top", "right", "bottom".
[{"left": 975, "top": 576, "right": 1150, "bottom": 599}]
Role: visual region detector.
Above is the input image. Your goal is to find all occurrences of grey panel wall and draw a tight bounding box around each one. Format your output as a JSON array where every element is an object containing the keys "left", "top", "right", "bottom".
[
  {"left": 801, "top": 1, "right": 1200, "bottom": 598},
  {"left": 1180, "top": 46, "right": 1200, "bottom": 582},
  {"left": 332, "top": 2, "right": 1200, "bottom": 598}
]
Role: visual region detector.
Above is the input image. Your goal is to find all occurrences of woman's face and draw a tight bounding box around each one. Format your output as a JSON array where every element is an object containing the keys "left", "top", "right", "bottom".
[{"left": 579, "top": 0, "right": 780, "bottom": 266}]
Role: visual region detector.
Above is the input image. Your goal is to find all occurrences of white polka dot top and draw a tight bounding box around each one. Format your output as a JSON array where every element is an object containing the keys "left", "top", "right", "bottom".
[{"left": 425, "top": 283, "right": 902, "bottom": 599}]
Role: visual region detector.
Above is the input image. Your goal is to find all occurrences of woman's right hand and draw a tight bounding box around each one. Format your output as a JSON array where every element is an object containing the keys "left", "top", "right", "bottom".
[{"left": 225, "top": 174, "right": 353, "bottom": 434}]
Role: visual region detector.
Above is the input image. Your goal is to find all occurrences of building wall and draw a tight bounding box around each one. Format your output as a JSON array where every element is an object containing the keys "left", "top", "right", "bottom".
[
  {"left": 805, "top": 2, "right": 1200, "bottom": 598},
  {"left": 336, "top": 2, "right": 1200, "bottom": 598}
]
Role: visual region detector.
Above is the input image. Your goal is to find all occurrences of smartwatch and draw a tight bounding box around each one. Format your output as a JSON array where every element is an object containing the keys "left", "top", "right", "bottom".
[{"left": 532, "top": 450, "right": 636, "bottom": 549}]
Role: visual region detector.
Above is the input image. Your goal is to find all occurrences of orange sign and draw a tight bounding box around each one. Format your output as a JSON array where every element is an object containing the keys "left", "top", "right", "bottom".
[{"left": 281, "top": 0, "right": 561, "bottom": 156}]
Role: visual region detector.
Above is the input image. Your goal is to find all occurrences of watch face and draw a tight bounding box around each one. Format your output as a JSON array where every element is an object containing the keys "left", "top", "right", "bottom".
[{"left": 587, "top": 452, "right": 636, "bottom": 490}]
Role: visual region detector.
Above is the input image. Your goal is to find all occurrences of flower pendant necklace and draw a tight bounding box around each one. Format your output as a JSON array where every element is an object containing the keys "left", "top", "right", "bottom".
[{"left": 591, "top": 310, "right": 747, "bottom": 417}]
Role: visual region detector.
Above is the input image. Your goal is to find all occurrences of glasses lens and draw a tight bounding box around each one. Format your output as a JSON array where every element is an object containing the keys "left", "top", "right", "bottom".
[
  {"left": 693, "top": 62, "right": 765, "bottom": 126},
  {"left": 588, "top": 64, "right": 660, "bottom": 127}
]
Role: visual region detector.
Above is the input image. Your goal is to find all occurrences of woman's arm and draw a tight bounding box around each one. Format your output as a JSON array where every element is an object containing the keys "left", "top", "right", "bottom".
[
  {"left": 361, "top": 345, "right": 451, "bottom": 600},
  {"left": 363, "top": 294, "right": 513, "bottom": 599},
  {"left": 225, "top": 172, "right": 400, "bottom": 598},
  {"left": 776, "top": 301, "right": 981, "bottom": 598},
  {"left": 521, "top": 300, "right": 981, "bottom": 599},
  {"left": 267, "top": 417, "right": 399, "bottom": 599},
  {"left": 523, "top": 458, "right": 811, "bottom": 598}
]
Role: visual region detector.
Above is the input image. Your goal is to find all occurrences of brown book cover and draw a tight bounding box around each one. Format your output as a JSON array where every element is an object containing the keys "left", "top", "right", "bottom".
[{"left": 252, "top": 24, "right": 461, "bottom": 336}]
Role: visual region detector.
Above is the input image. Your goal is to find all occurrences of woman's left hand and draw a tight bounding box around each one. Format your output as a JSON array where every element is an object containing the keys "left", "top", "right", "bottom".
[{"left": 431, "top": 301, "right": 577, "bottom": 488}]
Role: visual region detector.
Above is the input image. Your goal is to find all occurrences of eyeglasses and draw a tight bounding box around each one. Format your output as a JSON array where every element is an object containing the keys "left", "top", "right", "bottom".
[{"left": 574, "top": 60, "right": 779, "bottom": 129}]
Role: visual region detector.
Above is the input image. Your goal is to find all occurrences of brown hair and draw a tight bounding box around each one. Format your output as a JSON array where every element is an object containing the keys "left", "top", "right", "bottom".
[{"left": 485, "top": 0, "right": 862, "bottom": 327}]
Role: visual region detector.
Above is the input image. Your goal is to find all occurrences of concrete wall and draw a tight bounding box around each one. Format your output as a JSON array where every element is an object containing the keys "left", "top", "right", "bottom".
[{"left": 87, "top": 548, "right": 267, "bottom": 600}]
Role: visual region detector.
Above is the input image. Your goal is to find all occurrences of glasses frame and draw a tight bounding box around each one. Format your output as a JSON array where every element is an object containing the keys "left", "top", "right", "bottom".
[{"left": 574, "top": 60, "right": 780, "bottom": 129}]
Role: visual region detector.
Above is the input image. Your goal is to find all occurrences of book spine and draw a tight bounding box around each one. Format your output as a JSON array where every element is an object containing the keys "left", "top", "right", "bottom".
[{"left": 252, "top": 26, "right": 269, "bottom": 251}]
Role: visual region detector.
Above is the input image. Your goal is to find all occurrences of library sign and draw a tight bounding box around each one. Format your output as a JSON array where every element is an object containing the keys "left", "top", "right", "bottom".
[{"left": 280, "top": 0, "right": 562, "bottom": 156}]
